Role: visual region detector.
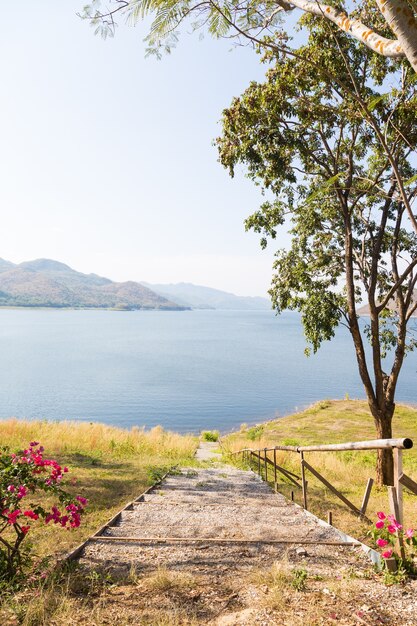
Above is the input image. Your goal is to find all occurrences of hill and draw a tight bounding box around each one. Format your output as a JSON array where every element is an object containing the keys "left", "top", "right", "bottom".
[
  {"left": 0, "top": 258, "right": 186, "bottom": 310},
  {"left": 142, "top": 281, "right": 271, "bottom": 310}
]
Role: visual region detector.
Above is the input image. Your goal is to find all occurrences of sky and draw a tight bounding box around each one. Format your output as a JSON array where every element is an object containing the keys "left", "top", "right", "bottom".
[{"left": 0, "top": 1, "right": 299, "bottom": 297}]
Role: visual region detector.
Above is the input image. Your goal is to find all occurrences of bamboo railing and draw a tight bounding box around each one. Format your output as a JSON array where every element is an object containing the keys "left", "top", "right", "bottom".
[{"left": 231, "top": 438, "right": 415, "bottom": 527}]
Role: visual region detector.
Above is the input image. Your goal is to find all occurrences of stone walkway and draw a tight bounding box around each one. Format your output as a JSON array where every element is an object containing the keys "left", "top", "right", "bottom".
[{"left": 80, "top": 462, "right": 362, "bottom": 577}]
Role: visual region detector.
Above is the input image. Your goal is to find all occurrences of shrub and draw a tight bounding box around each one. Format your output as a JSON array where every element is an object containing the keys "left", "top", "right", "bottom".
[
  {"left": 246, "top": 425, "right": 264, "bottom": 441},
  {"left": 201, "top": 431, "right": 219, "bottom": 442},
  {"left": 0, "top": 442, "right": 87, "bottom": 583}
]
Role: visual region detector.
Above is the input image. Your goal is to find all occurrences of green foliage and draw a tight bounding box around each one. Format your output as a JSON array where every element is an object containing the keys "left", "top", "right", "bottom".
[
  {"left": 201, "top": 430, "right": 219, "bottom": 442},
  {"left": 216, "top": 21, "right": 417, "bottom": 472}
]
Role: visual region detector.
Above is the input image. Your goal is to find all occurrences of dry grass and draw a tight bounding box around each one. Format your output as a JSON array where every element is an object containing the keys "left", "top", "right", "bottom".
[
  {"left": 141, "top": 568, "right": 196, "bottom": 593},
  {"left": 223, "top": 399, "right": 417, "bottom": 540}
]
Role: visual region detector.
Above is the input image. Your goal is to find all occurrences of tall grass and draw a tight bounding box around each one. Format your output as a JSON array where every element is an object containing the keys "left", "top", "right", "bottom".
[{"left": 0, "top": 419, "right": 196, "bottom": 461}]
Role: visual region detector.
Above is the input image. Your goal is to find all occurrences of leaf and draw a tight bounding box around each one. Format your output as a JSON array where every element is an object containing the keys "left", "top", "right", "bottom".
[
  {"left": 306, "top": 173, "right": 342, "bottom": 203},
  {"left": 367, "top": 93, "right": 389, "bottom": 111},
  {"left": 404, "top": 173, "right": 417, "bottom": 187}
]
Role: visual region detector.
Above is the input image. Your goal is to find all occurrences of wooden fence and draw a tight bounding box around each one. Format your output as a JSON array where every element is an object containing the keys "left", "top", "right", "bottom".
[{"left": 231, "top": 438, "right": 416, "bottom": 528}]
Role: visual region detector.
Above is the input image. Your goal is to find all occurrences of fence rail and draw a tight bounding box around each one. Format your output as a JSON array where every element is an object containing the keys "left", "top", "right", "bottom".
[{"left": 231, "top": 438, "right": 415, "bottom": 527}]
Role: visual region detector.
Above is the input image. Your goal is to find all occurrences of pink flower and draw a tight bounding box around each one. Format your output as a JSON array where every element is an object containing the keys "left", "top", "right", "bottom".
[
  {"left": 376, "top": 538, "right": 389, "bottom": 548},
  {"left": 7, "top": 510, "right": 21, "bottom": 524},
  {"left": 382, "top": 549, "right": 393, "bottom": 559},
  {"left": 387, "top": 525, "right": 397, "bottom": 534},
  {"left": 375, "top": 520, "right": 385, "bottom": 529},
  {"left": 405, "top": 529, "right": 414, "bottom": 539},
  {"left": 7, "top": 485, "right": 15, "bottom": 493},
  {"left": 76, "top": 496, "right": 88, "bottom": 506},
  {"left": 24, "top": 510, "right": 39, "bottom": 520},
  {"left": 21, "top": 525, "right": 30, "bottom": 535},
  {"left": 377, "top": 512, "right": 386, "bottom": 520}
]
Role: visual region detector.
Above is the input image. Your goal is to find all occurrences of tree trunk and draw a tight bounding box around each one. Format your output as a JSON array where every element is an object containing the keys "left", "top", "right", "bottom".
[{"left": 371, "top": 404, "right": 395, "bottom": 485}]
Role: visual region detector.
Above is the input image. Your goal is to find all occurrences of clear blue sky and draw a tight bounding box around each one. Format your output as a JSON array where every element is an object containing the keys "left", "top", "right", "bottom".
[{"left": 0, "top": 1, "right": 296, "bottom": 296}]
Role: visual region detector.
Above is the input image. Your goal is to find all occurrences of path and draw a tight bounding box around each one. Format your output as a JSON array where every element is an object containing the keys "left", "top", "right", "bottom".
[{"left": 77, "top": 446, "right": 389, "bottom": 624}]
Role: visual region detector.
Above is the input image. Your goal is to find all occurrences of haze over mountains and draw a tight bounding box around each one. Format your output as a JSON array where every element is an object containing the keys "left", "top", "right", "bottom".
[
  {"left": 142, "top": 282, "right": 270, "bottom": 310},
  {"left": 0, "top": 259, "right": 271, "bottom": 311}
]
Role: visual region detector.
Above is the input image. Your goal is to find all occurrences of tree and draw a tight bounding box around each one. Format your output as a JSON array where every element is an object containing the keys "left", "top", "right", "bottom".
[
  {"left": 81, "top": 2, "right": 417, "bottom": 484},
  {"left": 82, "top": 0, "right": 417, "bottom": 72},
  {"left": 216, "top": 20, "right": 417, "bottom": 485}
]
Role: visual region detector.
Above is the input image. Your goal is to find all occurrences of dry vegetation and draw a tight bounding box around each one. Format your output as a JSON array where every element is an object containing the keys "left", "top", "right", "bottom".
[
  {"left": 0, "top": 420, "right": 198, "bottom": 561},
  {"left": 222, "top": 399, "right": 417, "bottom": 541}
]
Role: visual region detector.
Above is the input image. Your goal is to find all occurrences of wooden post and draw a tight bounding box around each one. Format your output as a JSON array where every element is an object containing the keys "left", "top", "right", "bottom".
[
  {"left": 300, "top": 452, "right": 308, "bottom": 510},
  {"left": 264, "top": 448, "right": 268, "bottom": 482},
  {"left": 273, "top": 448, "right": 277, "bottom": 484},
  {"left": 291, "top": 490, "right": 294, "bottom": 501},
  {"left": 393, "top": 448, "right": 403, "bottom": 525},
  {"left": 258, "top": 452, "right": 261, "bottom": 476},
  {"left": 388, "top": 486, "right": 406, "bottom": 560},
  {"left": 327, "top": 511, "right": 333, "bottom": 526},
  {"left": 360, "top": 478, "right": 374, "bottom": 517}
]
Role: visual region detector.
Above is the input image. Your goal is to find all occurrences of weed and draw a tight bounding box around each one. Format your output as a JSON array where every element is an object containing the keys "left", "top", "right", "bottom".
[
  {"left": 147, "top": 466, "right": 168, "bottom": 484},
  {"left": 291, "top": 568, "right": 307, "bottom": 591}
]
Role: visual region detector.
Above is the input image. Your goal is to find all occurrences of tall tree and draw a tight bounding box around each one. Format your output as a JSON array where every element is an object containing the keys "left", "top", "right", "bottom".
[
  {"left": 82, "top": 0, "right": 417, "bottom": 72},
  {"left": 216, "top": 20, "right": 417, "bottom": 484}
]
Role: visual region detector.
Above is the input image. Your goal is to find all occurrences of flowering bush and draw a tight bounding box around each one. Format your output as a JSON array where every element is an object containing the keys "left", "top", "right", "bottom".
[
  {"left": 370, "top": 511, "right": 417, "bottom": 572},
  {"left": 0, "top": 442, "right": 87, "bottom": 581}
]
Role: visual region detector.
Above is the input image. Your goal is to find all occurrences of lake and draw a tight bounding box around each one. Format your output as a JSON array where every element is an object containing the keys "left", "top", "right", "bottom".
[{"left": 0, "top": 309, "right": 415, "bottom": 433}]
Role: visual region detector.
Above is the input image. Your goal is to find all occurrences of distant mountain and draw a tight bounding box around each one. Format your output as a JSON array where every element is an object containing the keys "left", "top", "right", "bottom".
[
  {"left": 358, "top": 293, "right": 417, "bottom": 317},
  {"left": 142, "top": 282, "right": 271, "bottom": 310},
  {"left": 0, "top": 258, "right": 186, "bottom": 310}
]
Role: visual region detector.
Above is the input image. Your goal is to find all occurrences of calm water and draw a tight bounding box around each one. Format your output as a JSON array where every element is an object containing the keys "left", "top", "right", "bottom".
[{"left": 0, "top": 309, "right": 415, "bottom": 433}]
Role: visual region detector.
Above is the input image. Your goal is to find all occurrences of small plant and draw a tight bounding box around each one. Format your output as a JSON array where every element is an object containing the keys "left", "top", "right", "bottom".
[
  {"left": 291, "top": 568, "right": 307, "bottom": 591},
  {"left": 0, "top": 442, "right": 87, "bottom": 583},
  {"left": 246, "top": 425, "right": 264, "bottom": 441},
  {"left": 201, "top": 431, "right": 219, "bottom": 442},
  {"left": 147, "top": 466, "right": 168, "bottom": 484}
]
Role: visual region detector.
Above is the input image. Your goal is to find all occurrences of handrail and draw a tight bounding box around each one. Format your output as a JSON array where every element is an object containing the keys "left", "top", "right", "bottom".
[
  {"left": 231, "top": 437, "right": 413, "bottom": 455},
  {"left": 229, "top": 437, "right": 415, "bottom": 528}
]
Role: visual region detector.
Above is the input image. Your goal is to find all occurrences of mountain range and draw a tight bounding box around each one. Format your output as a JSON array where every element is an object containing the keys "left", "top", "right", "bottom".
[
  {"left": 0, "top": 259, "right": 271, "bottom": 311},
  {"left": 0, "top": 259, "right": 184, "bottom": 310}
]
